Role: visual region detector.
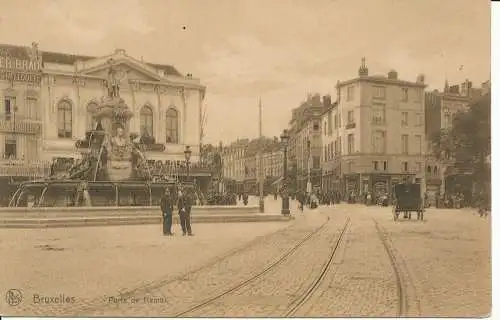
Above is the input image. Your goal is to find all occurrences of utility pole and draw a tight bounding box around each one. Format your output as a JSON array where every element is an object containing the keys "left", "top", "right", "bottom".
[
  {"left": 307, "top": 139, "right": 312, "bottom": 195},
  {"left": 258, "top": 97, "right": 265, "bottom": 213}
]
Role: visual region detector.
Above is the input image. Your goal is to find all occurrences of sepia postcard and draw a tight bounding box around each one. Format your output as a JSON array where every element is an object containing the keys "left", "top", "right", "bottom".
[{"left": 0, "top": 0, "right": 492, "bottom": 317}]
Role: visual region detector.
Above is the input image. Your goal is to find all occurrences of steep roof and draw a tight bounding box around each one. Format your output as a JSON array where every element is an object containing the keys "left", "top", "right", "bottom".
[{"left": 0, "top": 43, "right": 182, "bottom": 76}]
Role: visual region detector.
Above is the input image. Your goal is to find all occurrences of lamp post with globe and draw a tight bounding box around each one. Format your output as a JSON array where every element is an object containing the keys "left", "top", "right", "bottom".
[
  {"left": 184, "top": 146, "right": 192, "bottom": 182},
  {"left": 280, "top": 129, "right": 290, "bottom": 216}
]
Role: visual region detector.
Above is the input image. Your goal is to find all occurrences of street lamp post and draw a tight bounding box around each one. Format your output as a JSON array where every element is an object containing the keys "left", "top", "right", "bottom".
[
  {"left": 184, "top": 146, "right": 192, "bottom": 183},
  {"left": 280, "top": 129, "right": 290, "bottom": 216}
]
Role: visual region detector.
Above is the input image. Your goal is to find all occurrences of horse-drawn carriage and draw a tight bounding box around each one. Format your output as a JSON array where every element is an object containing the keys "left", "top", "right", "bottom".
[{"left": 392, "top": 183, "right": 424, "bottom": 221}]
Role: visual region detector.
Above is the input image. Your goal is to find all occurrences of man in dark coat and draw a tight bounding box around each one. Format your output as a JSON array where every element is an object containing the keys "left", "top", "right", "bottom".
[
  {"left": 160, "top": 188, "right": 174, "bottom": 236},
  {"left": 177, "top": 190, "right": 194, "bottom": 236}
]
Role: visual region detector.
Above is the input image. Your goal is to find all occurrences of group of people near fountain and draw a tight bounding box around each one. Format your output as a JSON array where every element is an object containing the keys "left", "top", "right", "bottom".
[{"left": 160, "top": 186, "right": 194, "bottom": 236}]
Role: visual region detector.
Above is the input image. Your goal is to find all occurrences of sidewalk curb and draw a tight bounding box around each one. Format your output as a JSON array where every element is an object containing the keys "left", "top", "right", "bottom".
[{"left": 0, "top": 214, "right": 293, "bottom": 229}]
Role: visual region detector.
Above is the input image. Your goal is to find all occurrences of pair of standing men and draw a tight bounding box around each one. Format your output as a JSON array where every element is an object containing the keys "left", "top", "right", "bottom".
[{"left": 161, "top": 189, "right": 194, "bottom": 236}]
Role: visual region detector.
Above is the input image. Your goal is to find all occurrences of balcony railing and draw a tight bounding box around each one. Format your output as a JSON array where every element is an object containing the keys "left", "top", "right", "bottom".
[
  {"left": 0, "top": 160, "right": 50, "bottom": 177},
  {"left": 345, "top": 123, "right": 356, "bottom": 129},
  {"left": 0, "top": 115, "right": 42, "bottom": 135}
]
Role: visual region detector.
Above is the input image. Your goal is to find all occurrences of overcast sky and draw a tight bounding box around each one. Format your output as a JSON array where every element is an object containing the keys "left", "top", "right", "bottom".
[{"left": 0, "top": 0, "right": 490, "bottom": 144}]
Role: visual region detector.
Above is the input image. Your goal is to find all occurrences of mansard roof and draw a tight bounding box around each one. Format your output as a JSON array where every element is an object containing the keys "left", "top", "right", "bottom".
[{"left": 0, "top": 43, "right": 182, "bottom": 76}]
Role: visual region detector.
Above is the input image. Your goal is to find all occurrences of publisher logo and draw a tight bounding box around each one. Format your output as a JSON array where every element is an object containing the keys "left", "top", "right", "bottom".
[{"left": 5, "top": 289, "right": 23, "bottom": 306}]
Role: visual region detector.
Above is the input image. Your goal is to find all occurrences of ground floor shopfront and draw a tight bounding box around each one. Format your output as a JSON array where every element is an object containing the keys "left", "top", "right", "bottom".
[{"left": 342, "top": 172, "right": 417, "bottom": 201}]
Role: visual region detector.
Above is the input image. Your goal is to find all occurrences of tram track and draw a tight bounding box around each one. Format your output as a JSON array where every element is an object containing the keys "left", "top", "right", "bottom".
[
  {"left": 174, "top": 217, "right": 351, "bottom": 317},
  {"left": 68, "top": 219, "right": 302, "bottom": 315},
  {"left": 173, "top": 216, "right": 336, "bottom": 317},
  {"left": 68, "top": 215, "right": 328, "bottom": 316},
  {"left": 284, "top": 217, "right": 351, "bottom": 317},
  {"left": 372, "top": 218, "right": 409, "bottom": 317}
]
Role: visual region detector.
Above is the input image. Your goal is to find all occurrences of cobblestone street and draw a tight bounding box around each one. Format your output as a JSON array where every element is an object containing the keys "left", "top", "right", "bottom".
[{"left": 0, "top": 201, "right": 491, "bottom": 317}]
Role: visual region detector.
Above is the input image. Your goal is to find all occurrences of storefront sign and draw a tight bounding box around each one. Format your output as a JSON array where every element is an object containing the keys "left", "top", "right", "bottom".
[
  {"left": 0, "top": 56, "right": 42, "bottom": 71},
  {"left": 0, "top": 71, "right": 41, "bottom": 83},
  {"left": 0, "top": 55, "right": 42, "bottom": 83}
]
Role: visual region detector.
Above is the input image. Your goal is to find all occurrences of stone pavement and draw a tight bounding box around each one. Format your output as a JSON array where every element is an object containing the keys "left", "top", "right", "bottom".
[
  {"left": 369, "top": 204, "right": 491, "bottom": 317},
  {"left": 0, "top": 221, "right": 291, "bottom": 316},
  {"left": 0, "top": 202, "right": 491, "bottom": 317}
]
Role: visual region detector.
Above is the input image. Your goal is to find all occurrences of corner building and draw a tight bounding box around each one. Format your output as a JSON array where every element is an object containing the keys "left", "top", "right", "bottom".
[
  {"left": 0, "top": 43, "right": 206, "bottom": 184},
  {"left": 333, "top": 58, "right": 426, "bottom": 199}
]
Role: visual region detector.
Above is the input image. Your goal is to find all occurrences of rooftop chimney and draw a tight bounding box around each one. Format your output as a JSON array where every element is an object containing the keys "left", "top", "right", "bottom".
[
  {"left": 416, "top": 74, "right": 425, "bottom": 84},
  {"left": 322, "top": 95, "right": 332, "bottom": 108},
  {"left": 388, "top": 70, "right": 398, "bottom": 80}
]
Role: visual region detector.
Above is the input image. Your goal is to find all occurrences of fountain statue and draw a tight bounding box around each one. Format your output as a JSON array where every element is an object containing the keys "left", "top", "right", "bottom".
[{"left": 7, "top": 60, "right": 213, "bottom": 208}]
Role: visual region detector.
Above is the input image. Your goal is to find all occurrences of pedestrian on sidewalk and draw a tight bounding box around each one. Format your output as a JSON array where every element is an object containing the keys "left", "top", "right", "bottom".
[
  {"left": 160, "top": 188, "right": 174, "bottom": 236},
  {"left": 177, "top": 190, "right": 194, "bottom": 236}
]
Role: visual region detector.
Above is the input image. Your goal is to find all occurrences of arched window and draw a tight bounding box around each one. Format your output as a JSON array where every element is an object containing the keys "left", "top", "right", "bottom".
[
  {"left": 57, "top": 100, "right": 72, "bottom": 138},
  {"left": 165, "top": 107, "right": 179, "bottom": 143},
  {"left": 434, "top": 166, "right": 438, "bottom": 175},
  {"left": 86, "top": 103, "right": 98, "bottom": 131},
  {"left": 140, "top": 106, "right": 154, "bottom": 136},
  {"left": 427, "top": 165, "right": 432, "bottom": 174}
]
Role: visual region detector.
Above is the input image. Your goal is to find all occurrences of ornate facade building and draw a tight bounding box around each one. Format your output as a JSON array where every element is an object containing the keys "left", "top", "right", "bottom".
[
  {"left": 327, "top": 58, "right": 427, "bottom": 199},
  {"left": 0, "top": 42, "right": 207, "bottom": 183}
]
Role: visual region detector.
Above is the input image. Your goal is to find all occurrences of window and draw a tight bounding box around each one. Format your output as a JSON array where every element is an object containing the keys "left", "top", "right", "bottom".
[
  {"left": 372, "top": 104, "right": 386, "bottom": 124},
  {"left": 324, "top": 146, "right": 328, "bottom": 162},
  {"left": 443, "top": 108, "right": 451, "bottom": 128},
  {"left": 427, "top": 165, "right": 432, "bottom": 174},
  {"left": 372, "top": 131, "right": 386, "bottom": 154},
  {"left": 4, "top": 97, "right": 15, "bottom": 121},
  {"left": 347, "top": 111, "right": 355, "bottom": 124},
  {"left": 324, "top": 122, "right": 327, "bottom": 135},
  {"left": 334, "top": 140, "right": 338, "bottom": 155},
  {"left": 415, "top": 88, "right": 422, "bottom": 102},
  {"left": 313, "top": 121, "right": 319, "bottom": 131},
  {"left": 327, "top": 112, "right": 333, "bottom": 135},
  {"left": 347, "top": 86, "right": 355, "bottom": 101},
  {"left": 415, "top": 135, "right": 422, "bottom": 154},
  {"left": 416, "top": 162, "right": 422, "bottom": 172},
  {"left": 444, "top": 114, "right": 451, "bottom": 128},
  {"left": 401, "top": 88, "right": 409, "bottom": 102},
  {"left": 26, "top": 98, "right": 38, "bottom": 120},
  {"left": 373, "top": 161, "right": 379, "bottom": 171},
  {"left": 165, "top": 107, "right": 179, "bottom": 143},
  {"left": 4, "top": 136, "right": 16, "bottom": 159},
  {"left": 401, "top": 112, "right": 408, "bottom": 126},
  {"left": 347, "top": 134, "right": 355, "bottom": 154},
  {"left": 312, "top": 156, "right": 320, "bottom": 169},
  {"left": 86, "top": 103, "right": 98, "bottom": 131},
  {"left": 415, "top": 113, "right": 423, "bottom": 126},
  {"left": 140, "top": 106, "right": 154, "bottom": 136},
  {"left": 383, "top": 161, "right": 388, "bottom": 171},
  {"left": 373, "top": 86, "right": 386, "bottom": 99},
  {"left": 401, "top": 134, "right": 409, "bottom": 154},
  {"left": 402, "top": 161, "right": 409, "bottom": 172},
  {"left": 57, "top": 100, "right": 72, "bottom": 138},
  {"left": 334, "top": 113, "right": 338, "bottom": 129}
]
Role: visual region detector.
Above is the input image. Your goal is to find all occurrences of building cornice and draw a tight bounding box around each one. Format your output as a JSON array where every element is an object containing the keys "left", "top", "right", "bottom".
[
  {"left": 41, "top": 69, "right": 206, "bottom": 91},
  {"left": 337, "top": 76, "right": 427, "bottom": 89}
]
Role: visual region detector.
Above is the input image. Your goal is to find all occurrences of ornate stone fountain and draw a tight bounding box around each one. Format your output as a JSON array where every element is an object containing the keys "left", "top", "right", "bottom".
[{"left": 71, "top": 58, "right": 159, "bottom": 181}]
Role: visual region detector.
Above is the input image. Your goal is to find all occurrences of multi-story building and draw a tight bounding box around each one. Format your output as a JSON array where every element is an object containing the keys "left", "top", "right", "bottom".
[
  {"left": 0, "top": 42, "right": 208, "bottom": 189},
  {"left": 321, "top": 101, "right": 340, "bottom": 192},
  {"left": 425, "top": 79, "right": 491, "bottom": 200},
  {"left": 288, "top": 94, "right": 331, "bottom": 191},
  {"left": 238, "top": 137, "right": 283, "bottom": 195},
  {"left": 221, "top": 138, "right": 248, "bottom": 193},
  {"left": 333, "top": 58, "right": 427, "bottom": 199}
]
